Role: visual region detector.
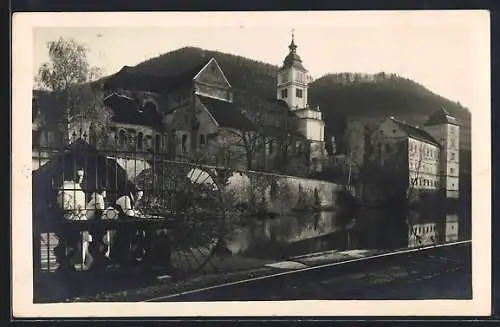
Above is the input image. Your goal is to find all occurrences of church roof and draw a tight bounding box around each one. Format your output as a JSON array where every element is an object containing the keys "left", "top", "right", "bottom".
[
  {"left": 424, "top": 107, "right": 460, "bottom": 126},
  {"left": 103, "top": 59, "right": 211, "bottom": 94},
  {"left": 389, "top": 117, "right": 440, "bottom": 146},
  {"left": 103, "top": 92, "right": 164, "bottom": 130},
  {"left": 197, "top": 95, "right": 256, "bottom": 131}
]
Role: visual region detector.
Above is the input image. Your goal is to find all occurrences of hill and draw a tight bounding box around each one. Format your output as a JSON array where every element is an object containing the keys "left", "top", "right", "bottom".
[
  {"left": 102, "top": 46, "right": 472, "bottom": 151},
  {"left": 308, "top": 73, "right": 471, "bottom": 151},
  {"left": 117, "top": 46, "right": 280, "bottom": 100}
]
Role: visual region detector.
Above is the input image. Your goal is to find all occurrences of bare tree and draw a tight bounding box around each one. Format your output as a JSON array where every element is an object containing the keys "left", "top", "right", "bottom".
[
  {"left": 358, "top": 137, "right": 444, "bottom": 249},
  {"left": 35, "top": 37, "right": 112, "bottom": 145},
  {"left": 225, "top": 112, "right": 268, "bottom": 171}
]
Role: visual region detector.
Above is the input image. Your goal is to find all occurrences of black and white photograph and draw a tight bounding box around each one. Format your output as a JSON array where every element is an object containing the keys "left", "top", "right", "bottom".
[{"left": 12, "top": 10, "right": 490, "bottom": 317}]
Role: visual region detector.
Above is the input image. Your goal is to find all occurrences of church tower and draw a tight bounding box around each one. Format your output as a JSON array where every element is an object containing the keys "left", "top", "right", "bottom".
[
  {"left": 423, "top": 107, "right": 460, "bottom": 198},
  {"left": 277, "top": 33, "right": 325, "bottom": 144}
]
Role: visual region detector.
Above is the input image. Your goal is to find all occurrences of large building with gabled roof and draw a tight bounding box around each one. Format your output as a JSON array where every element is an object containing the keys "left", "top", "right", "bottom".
[
  {"left": 364, "top": 107, "right": 460, "bottom": 247},
  {"left": 368, "top": 107, "right": 460, "bottom": 198},
  {"left": 97, "top": 35, "right": 327, "bottom": 174}
]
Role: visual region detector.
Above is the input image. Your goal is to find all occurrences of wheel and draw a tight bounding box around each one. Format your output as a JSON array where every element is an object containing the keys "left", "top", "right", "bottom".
[{"left": 135, "top": 160, "right": 228, "bottom": 278}]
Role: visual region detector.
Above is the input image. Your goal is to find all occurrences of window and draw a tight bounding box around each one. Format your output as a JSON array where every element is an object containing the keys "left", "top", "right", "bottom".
[
  {"left": 155, "top": 134, "right": 161, "bottom": 153},
  {"left": 181, "top": 134, "right": 188, "bottom": 153},
  {"left": 281, "top": 89, "right": 288, "bottom": 99},
  {"left": 296, "top": 88, "right": 303, "bottom": 98},
  {"left": 450, "top": 167, "right": 455, "bottom": 174},
  {"left": 296, "top": 72, "right": 304, "bottom": 83},
  {"left": 118, "top": 130, "right": 126, "bottom": 147},
  {"left": 450, "top": 152, "right": 456, "bottom": 160},
  {"left": 137, "top": 132, "right": 143, "bottom": 150},
  {"left": 268, "top": 139, "right": 274, "bottom": 154},
  {"left": 199, "top": 134, "right": 206, "bottom": 147},
  {"left": 224, "top": 151, "right": 231, "bottom": 166},
  {"left": 280, "top": 72, "right": 288, "bottom": 83},
  {"left": 88, "top": 124, "right": 96, "bottom": 146},
  {"left": 392, "top": 129, "right": 396, "bottom": 134},
  {"left": 296, "top": 141, "right": 303, "bottom": 154}
]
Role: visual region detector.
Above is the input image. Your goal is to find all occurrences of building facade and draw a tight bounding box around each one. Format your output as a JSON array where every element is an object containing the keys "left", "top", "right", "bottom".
[
  {"left": 365, "top": 107, "right": 460, "bottom": 197},
  {"left": 365, "top": 108, "right": 461, "bottom": 247}
]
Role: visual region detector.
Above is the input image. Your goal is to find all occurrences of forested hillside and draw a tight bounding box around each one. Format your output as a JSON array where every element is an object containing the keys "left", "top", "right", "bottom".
[{"left": 102, "top": 46, "right": 472, "bottom": 150}]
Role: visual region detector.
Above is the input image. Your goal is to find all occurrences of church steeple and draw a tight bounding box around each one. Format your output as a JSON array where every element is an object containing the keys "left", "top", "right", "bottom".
[
  {"left": 277, "top": 31, "right": 309, "bottom": 110},
  {"left": 289, "top": 32, "right": 297, "bottom": 53},
  {"left": 280, "top": 32, "right": 306, "bottom": 72},
  {"left": 275, "top": 31, "right": 326, "bottom": 172}
]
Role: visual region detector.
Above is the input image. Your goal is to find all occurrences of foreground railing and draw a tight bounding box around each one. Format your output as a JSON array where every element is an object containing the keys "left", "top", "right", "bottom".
[{"left": 32, "top": 140, "right": 231, "bottom": 286}]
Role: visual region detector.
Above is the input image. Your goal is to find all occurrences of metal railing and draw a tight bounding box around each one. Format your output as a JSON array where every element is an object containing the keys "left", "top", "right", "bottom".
[{"left": 32, "top": 139, "right": 230, "bottom": 282}]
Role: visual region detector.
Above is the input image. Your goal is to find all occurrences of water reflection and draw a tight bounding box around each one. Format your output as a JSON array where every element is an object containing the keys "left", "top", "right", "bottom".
[{"left": 224, "top": 208, "right": 465, "bottom": 257}]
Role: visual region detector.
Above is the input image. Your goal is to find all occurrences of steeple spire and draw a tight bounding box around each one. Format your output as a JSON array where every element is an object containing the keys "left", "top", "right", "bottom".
[
  {"left": 289, "top": 29, "right": 297, "bottom": 53},
  {"left": 280, "top": 29, "right": 305, "bottom": 71}
]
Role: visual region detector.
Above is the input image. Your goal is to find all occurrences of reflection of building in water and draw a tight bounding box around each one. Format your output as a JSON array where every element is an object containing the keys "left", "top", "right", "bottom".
[
  {"left": 408, "top": 222, "right": 438, "bottom": 248},
  {"left": 445, "top": 214, "right": 459, "bottom": 242},
  {"left": 407, "top": 214, "right": 460, "bottom": 247}
]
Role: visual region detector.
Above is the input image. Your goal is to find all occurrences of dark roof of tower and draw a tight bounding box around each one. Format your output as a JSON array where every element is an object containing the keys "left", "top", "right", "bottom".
[
  {"left": 424, "top": 107, "right": 460, "bottom": 126},
  {"left": 279, "top": 35, "right": 307, "bottom": 72},
  {"left": 389, "top": 117, "right": 440, "bottom": 146}
]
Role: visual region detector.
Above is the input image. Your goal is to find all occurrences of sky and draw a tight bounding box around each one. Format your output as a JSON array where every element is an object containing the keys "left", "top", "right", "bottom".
[{"left": 31, "top": 11, "right": 489, "bottom": 113}]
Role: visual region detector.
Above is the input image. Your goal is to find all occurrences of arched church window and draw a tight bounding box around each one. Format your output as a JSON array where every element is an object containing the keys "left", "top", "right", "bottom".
[
  {"left": 118, "top": 129, "right": 126, "bottom": 147},
  {"left": 137, "top": 132, "right": 143, "bottom": 150},
  {"left": 155, "top": 134, "right": 161, "bottom": 153},
  {"left": 88, "top": 124, "right": 96, "bottom": 146},
  {"left": 181, "top": 134, "right": 188, "bottom": 153}
]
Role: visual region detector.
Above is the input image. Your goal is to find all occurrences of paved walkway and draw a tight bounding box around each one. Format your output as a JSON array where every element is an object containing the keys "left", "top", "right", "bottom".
[{"left": 68, "top": 248, "right": 388, "bottom": 302}]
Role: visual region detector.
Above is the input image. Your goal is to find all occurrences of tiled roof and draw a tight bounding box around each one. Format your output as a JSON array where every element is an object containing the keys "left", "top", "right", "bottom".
[
  {"left": 103, "top": 60, "right": 210, "bottom": 94},
  {"left": 390, "top": 117, "right": 440, "bottom": 146},
  {"left": 280, "top": 52, "right": 306, "bottom": 71},
  {"left": 424, "top": 107, "right": 460, "bottom": 126},
  {"left": 103, "top": 92, "right": 163, "bottom": 130},
  {"left": 231, "top": 91, "right": 307, "bottom": 139},
  {"left": 197, "top": 95, "right": 256, "bottom": 131}
]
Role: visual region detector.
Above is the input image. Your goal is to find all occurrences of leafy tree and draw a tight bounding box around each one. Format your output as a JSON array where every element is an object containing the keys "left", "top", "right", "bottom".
[{"left": 34, "top": 37, "right": 112, "bottom": 145}]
